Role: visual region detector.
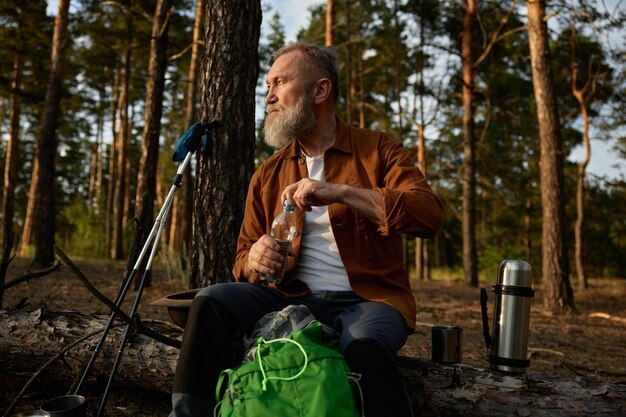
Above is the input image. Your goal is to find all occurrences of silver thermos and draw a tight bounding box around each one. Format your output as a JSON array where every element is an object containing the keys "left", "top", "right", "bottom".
[{"left": 480, "top": 260, "right": 534, "bottom": 373}]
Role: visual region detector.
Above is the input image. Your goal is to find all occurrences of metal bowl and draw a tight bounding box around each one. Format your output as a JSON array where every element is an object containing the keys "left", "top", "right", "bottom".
[{"left": 148, "top": 289, "right": 199, "bottom": 327}]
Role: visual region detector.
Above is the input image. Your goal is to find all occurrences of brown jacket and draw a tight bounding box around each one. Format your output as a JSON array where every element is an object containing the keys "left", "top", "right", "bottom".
[{"left": 232, "top": 118, "right": 444, "bottom": 328}]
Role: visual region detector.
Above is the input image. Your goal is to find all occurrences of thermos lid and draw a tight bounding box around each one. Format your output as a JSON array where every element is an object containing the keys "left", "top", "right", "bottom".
[{"left": 498, "top": 260, "right": 532, "bottom": 287}]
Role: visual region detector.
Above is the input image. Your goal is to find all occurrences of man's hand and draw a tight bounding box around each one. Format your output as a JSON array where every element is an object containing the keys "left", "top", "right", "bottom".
[
  {"left": 281, "top": 178, "right": 340, "bottom": 212},
  {"left": 244, "top": 234, "right": 286, "bottom": 284},
  {"left": 281, "top": 178, "right": 385, "bottom": 224}
]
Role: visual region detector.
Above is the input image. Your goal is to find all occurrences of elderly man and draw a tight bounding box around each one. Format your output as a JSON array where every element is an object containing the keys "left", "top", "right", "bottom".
[{"left": 170, "top": 41, "right": 444, "bottom": 417}]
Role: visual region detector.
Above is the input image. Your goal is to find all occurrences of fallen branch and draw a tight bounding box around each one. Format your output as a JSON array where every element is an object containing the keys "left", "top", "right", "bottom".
[
  {"left": 589, "top": 312, "right": 626, "bottom": 325},
  {"left": 54, "top": 245, "right": 181, "bottom": 349},
  {"left": 529, "top": 347, "right": 565, "bottom": 357},
  {"left": 2, "top": 260, "right": 61, "bottom": 290}
]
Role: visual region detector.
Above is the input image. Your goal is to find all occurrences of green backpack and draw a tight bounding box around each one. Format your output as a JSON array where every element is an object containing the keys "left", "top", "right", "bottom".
[{"left": 214, "top": 321, "right": 363, "bottom": 417}]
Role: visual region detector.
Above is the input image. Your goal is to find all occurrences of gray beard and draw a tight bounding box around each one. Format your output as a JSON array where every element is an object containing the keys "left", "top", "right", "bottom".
[{"left": 263, "top": 94, "right": 316, "bottom": 149}]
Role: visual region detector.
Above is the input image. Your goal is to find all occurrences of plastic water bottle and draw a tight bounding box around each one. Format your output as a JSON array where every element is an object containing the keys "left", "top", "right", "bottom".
[{"left": 260, "top": 201, "right": 297, "bottom": 284}]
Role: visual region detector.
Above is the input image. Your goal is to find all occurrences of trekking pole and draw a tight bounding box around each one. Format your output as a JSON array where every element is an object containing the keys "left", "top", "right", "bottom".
[
  {"left": 66, "top": 122, "right": 211, "bottom": 416},
  {"left": 95, "top": 152, "right": 187, "bottom": 417}
]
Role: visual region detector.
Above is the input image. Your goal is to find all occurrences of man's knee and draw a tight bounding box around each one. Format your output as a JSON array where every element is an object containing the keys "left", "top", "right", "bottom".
[
  {"left": 195, "top": 282, "right": 245, "bottom": 304},
  {"left": 343, "top": 338, "right": 392, "bottom": 367}
]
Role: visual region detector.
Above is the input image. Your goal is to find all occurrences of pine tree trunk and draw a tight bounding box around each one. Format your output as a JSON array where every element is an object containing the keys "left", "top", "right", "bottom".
[
  {"left": 524, "top": 196, "right": 532, "bottom": 261},
  {"left": 575, "top": 162, "right": 587, "bottom": 288},
  {"left": 414, "top": 16, "right": 432, "bottom": 281},
  {"left": 19, "top": 159, "right": 38, "bottom": 257},
  {"left": 325, "top": 0, "right": 334, "bottom": 46},
  {"left": 462, "top": 0, "right": 478, "bottom": 287},
  {"left": 190, "top": 0, "right": 261, "bottom": 287},
  {"left": 570, "top": 20, "right": 593, "bottom": 290},
  {"left": 345, "top": 0, "right": 353, "bottom": 125},
  {"left": 32, "top": 0, "right": 70, "bottom": 267},
  {"left": 358, "top": 53, "right": 365, "bottom": 128},
  {"left": 2, "top": 53, "right": 23, "bottom": 251},
  {"left": 169, "top": 0, "right": 204, "bottom": 257},
  {"left": 105, "top": 65, "right": 121, "bottom": 258},
  {"left": 113, "top": 44, "right": 132, "bottom": 260},
  {"left": 132, "top": 0, "right": 173, "bottom": 286},
  {"left": 95, "top": 103, "right": 104, "bottom": 212},
  {"left": 87, "top": 143, "right": 98, "bottom": 212},
  {"left": 416, "top": 125, "right": 428, "bottom": 280},
  {"left": 526, "top": 0, "right": 575, "bottom": 312}
]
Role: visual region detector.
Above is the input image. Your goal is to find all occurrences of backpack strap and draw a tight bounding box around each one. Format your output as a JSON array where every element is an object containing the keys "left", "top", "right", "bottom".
[{"left": 256, "top": 337, "right": 309, "bottom": 391}]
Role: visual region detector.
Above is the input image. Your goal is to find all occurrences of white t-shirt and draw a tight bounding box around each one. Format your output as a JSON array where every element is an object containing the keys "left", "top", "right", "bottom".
[{"left": 291, "top": 153, "right": 352, "bottom": 292}]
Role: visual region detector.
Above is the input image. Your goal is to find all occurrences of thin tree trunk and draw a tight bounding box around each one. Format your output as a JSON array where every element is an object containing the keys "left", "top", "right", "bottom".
[
  {"left": 462, "top": 0, "right": 478, "bottom": 287},
  {"left": 114, "top": 45, "right": 131, "bottom": 260},
  {"left": 19, "top": 158, "right": 38, "bottom": 257},
  {"left": 190, "top": 0, "right": 261, "bottom": 287},
  {"left": 570, "top": 17, "right": 596, "bottom": 291},
  {"left": 358, "top": 53, "right": 365, "bottom": 128},
  {"left": 32, "top": 0, "right": 71, "bottom": 267},
  {"left": 526, "top": 0, "right": 575, "bottom": 312},
  {"left": 169, "top": 0, "right": 204, "bottom": 259},
  {"left": 105, "top": 63, "right": 121, "bottom": 258},
  {"left": 413, "top": 11, "right": 433, "bottom": 281},
  {"left": 88, "top": 93, "right": 105, "bottom": 213},
  {"left": 123, "top": 107, "right": 134, "bottom": 231},
  {"left": 132, "top": 0, "right": 173, "bottom": 287},
  {"left": 2, "top": 53, "right": 23, "bottom": 252},
  {"left": 87, "top": 143, "right": 98, "bottom": 211},
  {"left": 345, "top": 0, "right": 353, "bottom": 125},
  {"left": 325, "top": 0, "right": 334, "bottom": 46},
  {"left": 524, "top": 196, "right": 532, "bottom": 261},
  {"left": 416, "top": 123, "right": 430, "bottom": 280},
  {"left": 575, "top": 161, "right": 587, "bottom": 288},
  {"left": 95, "top": 101, "right": 104, "bottom": 212}
]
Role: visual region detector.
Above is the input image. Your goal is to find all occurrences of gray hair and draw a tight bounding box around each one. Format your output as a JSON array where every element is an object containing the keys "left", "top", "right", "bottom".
[{"left": 272, "top": 41, "right": 340, "bottom": 103}]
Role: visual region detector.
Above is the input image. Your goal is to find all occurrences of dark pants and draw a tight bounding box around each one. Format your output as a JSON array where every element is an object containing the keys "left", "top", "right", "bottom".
[{"left": 170, "top": 282, "right": 414, "bottom": 417}]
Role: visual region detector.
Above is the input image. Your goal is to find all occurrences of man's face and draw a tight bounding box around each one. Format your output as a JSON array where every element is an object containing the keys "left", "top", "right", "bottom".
[{"left": 263, "top": 51, "right": 316, "bottom": 148}]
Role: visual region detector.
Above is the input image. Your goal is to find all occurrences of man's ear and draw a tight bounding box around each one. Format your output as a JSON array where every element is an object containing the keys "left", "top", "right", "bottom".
[{"left": 312, "top": 78, "right": 332, "bottom": 104}]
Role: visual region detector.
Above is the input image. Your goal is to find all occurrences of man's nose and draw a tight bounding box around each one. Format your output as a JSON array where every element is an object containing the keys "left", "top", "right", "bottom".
[{"left": 265, "top": 86, "right": 277, "bottom": 105}]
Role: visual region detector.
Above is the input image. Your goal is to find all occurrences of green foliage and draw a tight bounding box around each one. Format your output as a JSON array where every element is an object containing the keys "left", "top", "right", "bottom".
[
  {"left": 62, "top": 196, "right": 106, "bottom": 257},
  {"left": 256, "top": 7, "right": 287, "bottom": 163}
]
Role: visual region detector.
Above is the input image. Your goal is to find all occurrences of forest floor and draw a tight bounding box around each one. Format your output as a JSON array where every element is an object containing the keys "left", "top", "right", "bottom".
[{"left": 1, "top": 257, "right": 625, "bottom": 417}]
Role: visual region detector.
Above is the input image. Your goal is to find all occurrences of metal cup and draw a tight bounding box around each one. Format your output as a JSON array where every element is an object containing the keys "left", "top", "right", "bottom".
[
  {"left": 40, "top": 395, "right": 86, "bottom": 417},
  {"left": 431, "top": 326, "right": 463, "bottom": 364}
]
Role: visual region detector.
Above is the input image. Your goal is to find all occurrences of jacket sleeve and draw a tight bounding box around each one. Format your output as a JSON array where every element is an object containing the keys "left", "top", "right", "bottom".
[
  {"left": 232, "top": 170, "right": 268, "bottom": 281},
  {"left": 374, "top": 136, "right": 444, "bottom": 238}
]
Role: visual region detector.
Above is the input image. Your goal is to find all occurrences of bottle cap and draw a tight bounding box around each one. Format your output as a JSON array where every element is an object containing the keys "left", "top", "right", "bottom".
[{"left": 283, "top": 200, "right": 295, "bottom": 212}]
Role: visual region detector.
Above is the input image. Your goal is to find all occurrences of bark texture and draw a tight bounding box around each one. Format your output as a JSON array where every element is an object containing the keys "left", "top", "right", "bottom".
[
  {"left": 169, "top": 0, "right": 205, "bottom": 256},
  {"left": 461, "top": 0, "right": 478, "bottom": 287},
  {"left": 131, "top": 0, "right": 173, "bottom": 285},
  {"left": 190, "top": 0, "right": 261, "bottom": 287},
  {"left": 526, "top": 0, "right": 575, "bottom": 312},
  {"left": 325, "top": 0, "right": 335, "bottom": 46},
  {"left": 3, "top": 53, "right": 22, "bottom": 250},
  {"left": 32, "top": 0, "right": 70, "bottom": 267}
]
